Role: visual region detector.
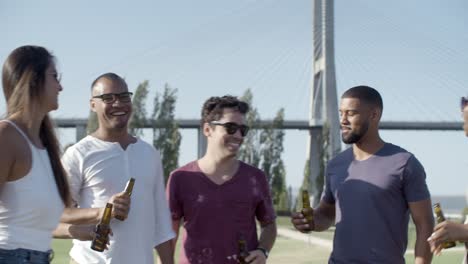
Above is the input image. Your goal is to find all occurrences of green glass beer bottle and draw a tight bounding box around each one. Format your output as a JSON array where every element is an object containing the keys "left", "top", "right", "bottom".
[
  {"left": 301, "top": 189, "right": 314, "bottom": 223},
  {"left": 91, "top": 203, "right": 113, "bottom": 252},
  {"left": 238, "top": 235, "right": 249, "bottom": 264},
  {"left": 433, "top": 203, "right": 456, "bottom": 249},
  {"left": 115, "top": 178, "right": 135, "bottom": 221}
]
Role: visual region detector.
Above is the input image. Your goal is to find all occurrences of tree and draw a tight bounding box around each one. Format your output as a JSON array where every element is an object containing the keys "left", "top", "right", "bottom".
[
  {"left": 260, "top": 108, "right": 288, "bottom": 211},
  {"left": 152, "top": 83, "right": 181, "bottom": 184},
  {"left": 129, "top": 80, "right": 149, "bottom": 137},
  {"left": 300, "top": 122, "right": 330, "bottom": 206},
  {"left": 238, "top": 89, "right": 262, "bottom": 167},
  {"left": 86, "top": 111, "right": 98, "bottom": 134},
  {"left": 287, "top": 185, "right": 294, "bottom": 211},
  {"left": 315, "top": 122, "right": 330, "bottom": 201}
]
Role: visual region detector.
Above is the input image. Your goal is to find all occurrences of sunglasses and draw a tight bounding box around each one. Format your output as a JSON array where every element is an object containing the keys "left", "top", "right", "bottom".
[
  {"left": 461, "top": 97, "right": 468, "bottom": 112},
  {"left": 93, "top": 92, "right": 133, "bottom": 104},
  {"left": 210, "top": 121, "right": 249, "bottom": 137}
]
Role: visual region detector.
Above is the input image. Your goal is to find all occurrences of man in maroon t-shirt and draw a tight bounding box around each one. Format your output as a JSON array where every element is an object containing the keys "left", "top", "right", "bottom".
[{"left": 167, "top": 95, "right": 277, "bottom": 264}]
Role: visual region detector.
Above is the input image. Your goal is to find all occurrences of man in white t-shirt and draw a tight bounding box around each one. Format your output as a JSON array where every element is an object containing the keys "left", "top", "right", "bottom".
[{"left": 60, "top": 73, "right": 175, "bottom": 264}]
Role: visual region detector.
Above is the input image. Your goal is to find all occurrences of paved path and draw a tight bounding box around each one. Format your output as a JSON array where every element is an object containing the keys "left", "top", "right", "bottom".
[
  {"left": 277, "top": 227, "right": 333, "bottom": 250},
  {"left": 277, "top": 227, "right": 468, "bottom": 254}
]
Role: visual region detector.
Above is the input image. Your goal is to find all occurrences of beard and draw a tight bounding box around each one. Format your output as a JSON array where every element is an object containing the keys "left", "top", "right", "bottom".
[{"left": 341, "top": 120, "right": 369, "bottom": 144}]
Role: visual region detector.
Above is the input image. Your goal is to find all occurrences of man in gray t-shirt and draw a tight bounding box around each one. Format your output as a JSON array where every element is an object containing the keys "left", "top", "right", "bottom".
[{"left": 292, "top": 85, "right": 434, "bottom": 264}]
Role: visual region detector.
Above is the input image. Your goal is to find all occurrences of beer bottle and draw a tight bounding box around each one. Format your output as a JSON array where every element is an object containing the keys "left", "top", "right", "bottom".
[
  {"left": 115, "top": 178, "right": 135, "bottom": 221},
  {"left": 301, "top": 189, "right": 314, "bottom": 223},
  {"left": 238, "top": 235, "right": 249, "bottom": 264},
  {"left": 91, "top": 203, "right": 113, "bottom": 252},
  {"left": 433, "top": 203, "right": 456, "bottom": 249}
]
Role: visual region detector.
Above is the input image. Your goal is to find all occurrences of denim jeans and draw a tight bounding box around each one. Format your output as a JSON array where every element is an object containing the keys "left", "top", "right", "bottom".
[{"left": 0, "top": 248, "right": 53, "bottom": 264}]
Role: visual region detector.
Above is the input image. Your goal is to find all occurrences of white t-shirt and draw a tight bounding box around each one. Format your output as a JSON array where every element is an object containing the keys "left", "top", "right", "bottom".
[{"left": 62, "top": 136, "right": 175, "bottom": 264}]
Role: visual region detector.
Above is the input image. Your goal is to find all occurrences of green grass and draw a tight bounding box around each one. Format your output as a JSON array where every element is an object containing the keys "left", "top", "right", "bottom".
[
  {"left": 50, "top": 219, "right": 466, "bottom": 264},
  {"left": 51, "top": 239, "right": 72, "bottom": 264}
]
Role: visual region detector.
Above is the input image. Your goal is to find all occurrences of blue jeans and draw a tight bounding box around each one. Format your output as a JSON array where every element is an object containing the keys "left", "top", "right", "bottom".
[{"left": 0, "top": 248, "right": 53, "bottom": 264}]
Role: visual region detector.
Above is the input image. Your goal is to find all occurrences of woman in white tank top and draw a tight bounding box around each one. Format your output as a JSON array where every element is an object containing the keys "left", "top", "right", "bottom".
[
  {"left": 0, "top": 46, "right": 102, "bottom": 263},
  {"left": 428, "top": 97, "right": 468, "bottom": 263}
]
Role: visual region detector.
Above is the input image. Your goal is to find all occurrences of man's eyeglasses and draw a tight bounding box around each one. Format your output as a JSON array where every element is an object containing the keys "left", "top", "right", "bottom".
[
  {"left": 92, "top": 92, "right": 133, "bottom": 104},
  {"left": 210, "top": 121, "right": 249, "bottom": 137},
  {"left": 461, "top": 97, "right": 468, "bottom": 112}
]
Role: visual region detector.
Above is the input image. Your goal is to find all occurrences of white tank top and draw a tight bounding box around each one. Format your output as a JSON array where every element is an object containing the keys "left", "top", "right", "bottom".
[{"left": 0, "top": 120, "right": 64, "bottom": 251}]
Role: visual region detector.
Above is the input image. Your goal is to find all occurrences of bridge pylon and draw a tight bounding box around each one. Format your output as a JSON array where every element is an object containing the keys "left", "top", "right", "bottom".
[{"left": 307, "top": 0, "right": 341, "bottom": 205}]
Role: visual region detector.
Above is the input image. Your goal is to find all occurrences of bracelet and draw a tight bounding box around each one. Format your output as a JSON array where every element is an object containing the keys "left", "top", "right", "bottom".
[{"left": 256, "top": 247, "right": 269, "bottom": 259}]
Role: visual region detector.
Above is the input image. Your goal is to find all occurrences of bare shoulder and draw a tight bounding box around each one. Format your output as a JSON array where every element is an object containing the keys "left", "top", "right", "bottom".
[
  {"left": 0, "top": 122, "right": 18, "bottom": 150},
  {"left": 0, "top": 121, "right": 25, "bottom": 151},
  {"left": 0, "top": 121, "right": 31, "bottom": 183}
]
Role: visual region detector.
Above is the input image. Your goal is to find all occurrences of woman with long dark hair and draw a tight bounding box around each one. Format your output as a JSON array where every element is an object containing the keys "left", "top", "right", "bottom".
[{"left": 0, "top": 45, "right": 97, "bottom": 263}]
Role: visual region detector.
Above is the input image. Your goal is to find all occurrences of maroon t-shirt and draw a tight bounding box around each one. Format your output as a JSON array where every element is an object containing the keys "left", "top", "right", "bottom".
[{"left": 167, "top": 161, "right": 276, "bottom": 264}]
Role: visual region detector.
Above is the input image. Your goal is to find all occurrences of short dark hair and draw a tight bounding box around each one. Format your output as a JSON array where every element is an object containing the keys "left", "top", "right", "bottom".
[
  {"left": 90, "top": 72, "right": 126, "bottom": 93},
  {"left": 342, "top": 85, "right": 383, "bottom": 110},
  {"left": 201, "top": 95, "right": 249, "bottom": 126}
]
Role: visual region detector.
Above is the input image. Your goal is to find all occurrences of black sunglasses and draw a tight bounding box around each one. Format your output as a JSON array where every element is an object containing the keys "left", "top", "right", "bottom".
[
  {"left": 93, "top": 92, "right": 133, "bottom": 104},
  {"left": 461, "top": 97, "right": 468, "bottom": 112},
  {"left": 210, "top": 121, "right": 249, "bottom": 137}
]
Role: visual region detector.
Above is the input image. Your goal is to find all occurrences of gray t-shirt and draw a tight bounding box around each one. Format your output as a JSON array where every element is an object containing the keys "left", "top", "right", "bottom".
[{"left": 322, "top": 143, "right": 430, "bottom": 264}]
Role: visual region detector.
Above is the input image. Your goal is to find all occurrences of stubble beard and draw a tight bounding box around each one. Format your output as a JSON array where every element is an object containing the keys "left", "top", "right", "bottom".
[{"left": 341, "top": 121, "right": 369, "bottom": 144}]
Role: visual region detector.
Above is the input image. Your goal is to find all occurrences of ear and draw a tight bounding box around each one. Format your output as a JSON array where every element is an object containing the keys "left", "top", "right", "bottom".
[
  {"left": 371, "top": 108, "right": 382, "bottom": 121},
  {"left": 90, "top": 99, "right": 97, "bottom": 113},
  {"left": 203, "top": 122, "right": 212, "bottom": 137}
]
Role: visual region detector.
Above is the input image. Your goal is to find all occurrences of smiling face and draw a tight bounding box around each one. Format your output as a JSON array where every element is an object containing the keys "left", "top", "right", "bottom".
[
  {"left": 205, "top": 108, "right": 246, "bottom": 159},
  {"left": 90, "top": 77, "right": 132, "bottom": 133}
]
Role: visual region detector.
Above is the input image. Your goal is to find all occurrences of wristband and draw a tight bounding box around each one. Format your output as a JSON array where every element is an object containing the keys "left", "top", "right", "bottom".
[{"left": 256, "top": 247, "right": 269, "bottom": 259}]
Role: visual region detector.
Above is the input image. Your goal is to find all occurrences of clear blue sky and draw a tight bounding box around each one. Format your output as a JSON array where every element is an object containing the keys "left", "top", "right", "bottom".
[{"left": 1, "top": 0, "right": 467, "bottom": 196}]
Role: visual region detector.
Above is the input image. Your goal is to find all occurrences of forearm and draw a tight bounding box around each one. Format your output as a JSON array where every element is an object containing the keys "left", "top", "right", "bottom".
[
  {"left": 53, "top": 223, "right": 93, "bottom": 241},
  {"left": 156, "top": 240, "right": 174, "bottom": 264},
  {"left": 462, "top": 224, "right": 468, "bottom": 242},
  {"left": 414, "top": 224, "right": 433, "bottom": 264},
  {"left": 170, "top": 220, "right": 180, "bottom": 257},
  {"left": 60, "top": 207, "right": 101, "bottom": 225},
  {"left": 53, "top": 223, "right": 75, "bottom": 239},
  {"left": 312, "top": 207, "right": 335, "bottom": 232},
  {"left": 258, "top": 221, "right": 277, "bottom": 251}
]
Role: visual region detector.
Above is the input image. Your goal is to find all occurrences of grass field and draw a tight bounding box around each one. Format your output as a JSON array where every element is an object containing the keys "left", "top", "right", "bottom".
[{"left": 50, "top": 217, "right": 466, "bottom": 263}]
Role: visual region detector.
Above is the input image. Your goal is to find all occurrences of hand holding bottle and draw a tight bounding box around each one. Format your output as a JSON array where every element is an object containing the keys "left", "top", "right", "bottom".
[{"left": 291, "top": 189, "right": 315, "bottom": 232}]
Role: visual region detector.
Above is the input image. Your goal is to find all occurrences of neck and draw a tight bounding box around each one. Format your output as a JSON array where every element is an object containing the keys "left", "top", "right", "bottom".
[
  {"left": 93, "top": 127, "right": 134, "bottom": 149},
  {"left": 198, "top": 151, "right": 239, "bottom": 179},
  {"left": 352, "top": 132, "right": 385, "bottom": 161}
]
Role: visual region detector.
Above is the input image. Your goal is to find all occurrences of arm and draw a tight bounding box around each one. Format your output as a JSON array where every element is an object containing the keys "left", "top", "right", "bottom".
[
  {"left": 0, "top": 123, "right": 25, "bottom": 187},
  {"left": 428, "top": 221, "right": 468, "bottom": 254},
  {"left": 291, "top": 199, "right": 335, "bottom": 232},
  {"left": 52, "top": 223, "right": 95, "bottom": 241},
  {"left": 60, "top": 192, "right": 130, "bottom": 225},
  {"left": 155, "top": 240, "right": 174, "bottom": 264},
  {"left": 258, "top": 221, "right": 277, "bottom": 252},
  {"left": 170, "top": 219, "right": 181, "bottom": 255},
  {"left": 409, "top": 199, "right": 434, "bottom": 264},
  {"left": 61, "top": 207, "right": 101, "bottom": 225},
  {"left": 0, "top": 126, "right": 14, "bottom": 187},
  {"left": 152, "top": 150, "right": 176, "bottom": 264},
  {"left": 166, "top": 168, "right": 183, "bottom": 259},
  {"left": 245, "top": 221, "right": 277, "bottom": 264}
]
